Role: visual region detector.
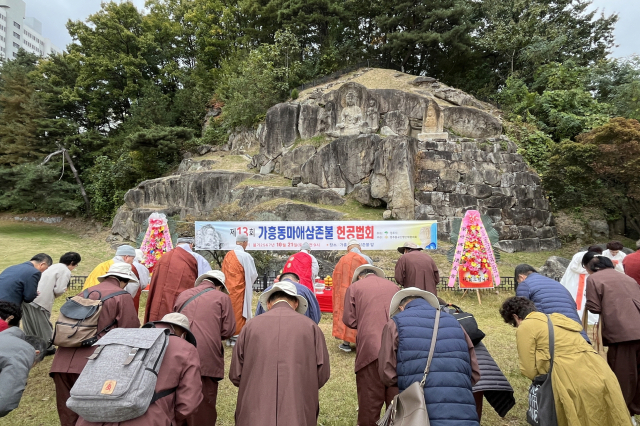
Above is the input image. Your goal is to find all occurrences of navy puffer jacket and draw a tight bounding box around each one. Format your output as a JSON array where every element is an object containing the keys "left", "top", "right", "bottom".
[
  {"left": 394, "top": 298, "right": 479, "bottom": 426},
  {"left": 516, "top": 273, "right": 589, "bottom": 342}
]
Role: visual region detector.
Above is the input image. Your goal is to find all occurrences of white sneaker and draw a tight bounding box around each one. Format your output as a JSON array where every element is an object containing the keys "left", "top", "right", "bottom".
[{"left": 631, "top": 416, "right": 637, "bottom": 426}]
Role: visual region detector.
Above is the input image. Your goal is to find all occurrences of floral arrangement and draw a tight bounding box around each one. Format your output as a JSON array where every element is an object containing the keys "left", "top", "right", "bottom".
[
  {"left": 140, "top": 212, "right": 173, "bottom": 273},
  {"left": 459, "top": 219, "right": 493, "bottom": 287},
  {"left": 447, "top": 210, "right": 500, "bottom": 289}
]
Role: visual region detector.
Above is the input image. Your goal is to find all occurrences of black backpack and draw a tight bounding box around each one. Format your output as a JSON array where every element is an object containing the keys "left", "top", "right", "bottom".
[{"left": 442, "top": 303, "right": 485, "bottom": 345}]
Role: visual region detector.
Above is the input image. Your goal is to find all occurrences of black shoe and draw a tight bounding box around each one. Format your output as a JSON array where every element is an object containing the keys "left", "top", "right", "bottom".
[
  {"left": 338, "top": 343, "right": 352, "bottom": 352},
  {"left": 45, "top": 347, "right": 56, "bottom": 357}
]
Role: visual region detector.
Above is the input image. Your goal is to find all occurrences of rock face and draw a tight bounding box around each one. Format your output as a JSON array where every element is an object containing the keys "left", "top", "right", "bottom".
[
  {"left": 231, "top": 186, "right": 345, "bottom": 209},
  {"left": 251, "top": 203, "right": 344, "bottom": 221},
  {"left": 299, "top": 134, "right": 417, "bottom": 219},
  {"left": 443, "top": 107, "right": 502, "bottom": 138},
  {"left": 412, "top": 139, "right": 557, "bottom": 247},
  {"left": 255, "top": 80, "right": 502, "bottom": 167},
  {"left": 111, "top": 170, "right": 346, "bottom": 241},
  {"left": 260, "top": 103, "right": 300, "bottom": 159},
  {"left": 111, "top": 69, "right": 559, "bottom": 252},
  {"left": 538, "top": 256, "right": 571, "bottom": 279}
]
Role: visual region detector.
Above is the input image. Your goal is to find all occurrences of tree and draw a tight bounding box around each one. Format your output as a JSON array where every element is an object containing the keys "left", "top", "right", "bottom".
[
  {"left": 375, "top": 0, "right": 475, "bottom": 77},
  {"left": 126, "top": 126, "right": 195, "bottom": 178},
  {"left": 498, "top": 62, "right": 611, "bottom": 141},
  {"left": 65, "top": 1, "right": 158, "bottom": 129},
  {"left": 590, "top": 56, "right": 640, "bottom": 120},
  {"left": 0, "top": 163, "right": 83, "bottom": 213},
  {"left": 216, "top": 29, "right": 303, "bottom": 129},
  {"left": 546, "top": 118, "right": 640, "bottom": 236},
  {"left": 476, "top": 0, "right": 617, "bottom": 89},
  {"left": 239, "top": 0, "right": 348, "bottom": 57},
  {"left": 0, "top": 51, "right": 49, "bottom": 166}
]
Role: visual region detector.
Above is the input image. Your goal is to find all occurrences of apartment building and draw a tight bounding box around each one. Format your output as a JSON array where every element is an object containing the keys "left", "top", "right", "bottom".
[{"left": 0, "top": 0, "right": 59, "bottom": 59}]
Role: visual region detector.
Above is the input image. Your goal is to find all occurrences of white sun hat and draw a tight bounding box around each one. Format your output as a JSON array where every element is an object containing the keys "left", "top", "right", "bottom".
[
  {"left": 97, "top": 263, "right": 139, "bottom": 284},
  {"left": 258, "top": 281, "right": 308, "bottom": 315},
  {"left": 195, "top": 270, "right": 228, "bottom": 294},
  {"left": 389, "top": 288, "right": 440, "bottom": 318},
  {"left": 351, "top": 264, "right": 385, "bottom": 283}
]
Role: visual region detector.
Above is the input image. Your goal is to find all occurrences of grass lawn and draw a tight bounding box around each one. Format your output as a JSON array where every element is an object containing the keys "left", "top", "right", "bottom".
[{"left": 0, "top": 218, "right": 607, "bottom": 426}]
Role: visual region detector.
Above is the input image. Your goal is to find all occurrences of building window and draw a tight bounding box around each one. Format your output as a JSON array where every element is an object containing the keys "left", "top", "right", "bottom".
[
  {"left": 13, "top": 42, "right": 19, "bottom": 48},
  {"left": 13, "top": 22, "right": 19, "bottom": 29},
  {"left": 13, "top": 31, "right": 19, "bottom": 39}
]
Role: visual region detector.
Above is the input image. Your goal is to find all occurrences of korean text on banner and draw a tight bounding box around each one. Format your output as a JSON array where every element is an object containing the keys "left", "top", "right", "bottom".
[{"left": 195, "top": 221, "right": 437, "bottom": 251}]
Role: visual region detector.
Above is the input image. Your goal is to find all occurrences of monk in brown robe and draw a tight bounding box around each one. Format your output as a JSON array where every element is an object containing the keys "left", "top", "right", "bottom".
[
  {"left": 343, "top": 265, "right": 399, "bottom": 426},
  {"left": 230, "top": 281, "right": 330, "bottom": 426},
  {"left": 50, "top": 263, "right": 140, "bottom": 426},
  {"left": 144, "top": 241, "right": 198, "bottom": 323},
  {"left": 76, "top": 313, "right": 203, "bottom": 426},
  {"left": 173, "top": 271, "right": 236, "bottom": 425},
  {"left": 332, "top": 239, "right": 369, "bottom": 352},
  {"left": 221, "top": 233, "right": 257, "bottom": 346},
  {"left": 394, "top": 241, "right": 439, "bottom": 293}
]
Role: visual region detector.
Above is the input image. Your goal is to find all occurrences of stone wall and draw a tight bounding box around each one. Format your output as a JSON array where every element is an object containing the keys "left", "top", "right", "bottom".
[{"left": 412, "top": 139, "right": 559, "bottom": 252}]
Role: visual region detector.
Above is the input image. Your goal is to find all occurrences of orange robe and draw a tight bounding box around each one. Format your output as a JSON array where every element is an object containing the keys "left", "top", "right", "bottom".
[
  {"left": 222, "top": 250, "right": 248, "bottom": 335},
  {"left": 332, "top": 251, "right": 368, "bottom": 343},
  {"left": 144, "top": 247, "right": 198, "bottom": 323}
]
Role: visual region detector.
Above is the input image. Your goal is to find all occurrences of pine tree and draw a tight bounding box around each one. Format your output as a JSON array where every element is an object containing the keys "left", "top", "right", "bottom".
[
  {"left": 0, "top": 52, "right": 48, "bottom": 166},
  {"left": 375, "top": 0, "right": 475, "bottom": 77}
]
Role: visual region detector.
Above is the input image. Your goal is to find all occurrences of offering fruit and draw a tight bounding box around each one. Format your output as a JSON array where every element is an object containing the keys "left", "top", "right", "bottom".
[{"left": 324, "top": 275, "right": 333, "bottom": 288}]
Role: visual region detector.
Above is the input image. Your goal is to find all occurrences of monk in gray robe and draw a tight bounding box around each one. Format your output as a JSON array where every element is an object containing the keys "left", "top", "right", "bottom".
[{"left": 230, "top": 281, "right": 330, "bottom": 426}]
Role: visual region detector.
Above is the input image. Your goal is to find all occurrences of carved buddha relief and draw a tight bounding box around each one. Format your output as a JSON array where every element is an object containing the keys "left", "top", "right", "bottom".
[{"left": 337, "top": 90, "right": 363, "bottom": 134}]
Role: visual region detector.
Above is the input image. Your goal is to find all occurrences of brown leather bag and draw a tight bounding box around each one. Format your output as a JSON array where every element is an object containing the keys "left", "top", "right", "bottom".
[
  {"left": 53, "top": 289, "right": 128, "bottom": 347},
  {"left": 377, "top": 309, "right": 441, "bottom": 426}
]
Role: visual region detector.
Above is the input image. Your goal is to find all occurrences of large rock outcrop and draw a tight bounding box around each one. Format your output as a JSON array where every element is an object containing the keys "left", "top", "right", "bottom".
[
  {"left": 111, "top": 68, "right": 560, "bottom": 252},
  {"left": 111, "top": 170, "right": 347, "bottom": 241},
  {"left": 256, "top": 79, "right": 502, "bottom": 167},
  {"left": 299, "top": 134, "right": 417, "bottom": 219}
]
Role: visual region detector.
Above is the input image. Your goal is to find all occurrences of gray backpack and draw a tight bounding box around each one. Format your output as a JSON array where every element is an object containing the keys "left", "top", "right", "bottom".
[{"left": 66, "top": 327, "right": 171, "bottom": 422}]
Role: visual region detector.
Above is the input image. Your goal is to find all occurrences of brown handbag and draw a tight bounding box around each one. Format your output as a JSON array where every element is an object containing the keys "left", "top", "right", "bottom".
[{"left": 377, "top": 309, "right": 441, "bottom": 426}]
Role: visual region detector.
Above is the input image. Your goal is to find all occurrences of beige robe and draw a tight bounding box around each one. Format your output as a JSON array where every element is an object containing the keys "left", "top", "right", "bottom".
[{"left": 230, "top": 302, "right": 330, "bottom": 426}]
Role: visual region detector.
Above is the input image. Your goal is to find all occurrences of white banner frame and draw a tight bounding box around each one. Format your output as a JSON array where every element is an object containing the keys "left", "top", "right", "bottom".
[{"left": 195, "top": 220, "right": 437, "bottom": 251}]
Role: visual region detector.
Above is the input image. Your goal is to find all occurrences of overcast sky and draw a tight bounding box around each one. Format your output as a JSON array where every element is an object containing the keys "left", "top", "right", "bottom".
[{"left": 23, "top": 0, "right": 640, "bottom": 58}]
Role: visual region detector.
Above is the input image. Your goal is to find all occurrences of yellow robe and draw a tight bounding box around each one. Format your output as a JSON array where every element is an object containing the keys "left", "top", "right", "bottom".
[
  {"left": 516, "top": 312, "right": 631, "bottom": 426},
  {"left": 83, "top": 259, "right": 114, "bottom": 290}
]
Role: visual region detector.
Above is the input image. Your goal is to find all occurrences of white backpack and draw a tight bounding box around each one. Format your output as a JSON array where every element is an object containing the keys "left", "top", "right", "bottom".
[{"left": 67, "top": 327, "right": 171, "bottom": 422}]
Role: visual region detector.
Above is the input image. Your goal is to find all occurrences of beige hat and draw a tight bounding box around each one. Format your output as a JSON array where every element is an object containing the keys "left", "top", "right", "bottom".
[
  {"left": 347, "top": 239, "right": 359, "bottom": 247},
  {"left": 397, "top": 241, "right": 423, "bottom": 254},
  {"left": 259, "top": 281, "right": 308, "bottom": 315},
  {"left": 159, "top": 312, "right": 191, "bottom": 331},
  {"left": 352, "top": 264, "right": 385, "bottom": 283},
  {"left": 97, "top": 263, "right": 139, "bottom": 284},
  {"left": 195, "top": 270, "right": 228, "bottom": 294},
  {"left": 143, "top": 312, "right": 197, "bottom": 346},
  {"left": 389, "top": 288, "right": 440, "bottom": 318}
]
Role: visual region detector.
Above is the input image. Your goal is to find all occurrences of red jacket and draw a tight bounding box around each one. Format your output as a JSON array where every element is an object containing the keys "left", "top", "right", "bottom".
[{"left": 283, "top": 252, "right": 314, "bottom": 291}]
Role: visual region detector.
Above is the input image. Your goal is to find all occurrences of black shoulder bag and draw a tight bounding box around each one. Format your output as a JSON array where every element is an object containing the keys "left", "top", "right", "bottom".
[{"left": 526, "top": 315, "right": 558, "bottom": 426}]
